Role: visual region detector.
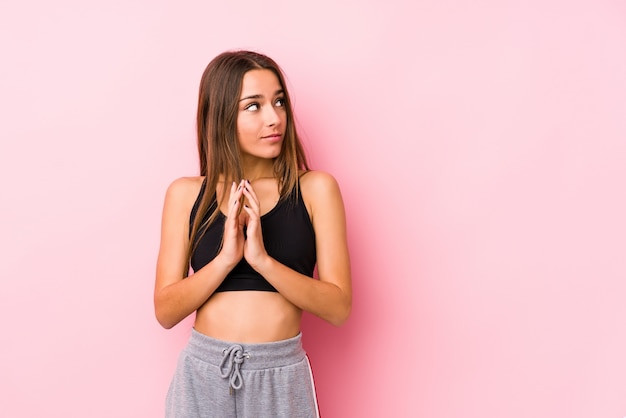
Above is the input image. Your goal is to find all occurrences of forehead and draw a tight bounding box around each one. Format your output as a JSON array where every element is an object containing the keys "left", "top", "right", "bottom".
[{"left": 240, "top": 69, "right": 282, "bottom": 95}]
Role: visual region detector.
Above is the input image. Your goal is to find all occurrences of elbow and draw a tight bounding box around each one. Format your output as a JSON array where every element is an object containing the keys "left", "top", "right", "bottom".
[
  {"left": 154, "top": 296, "right": 178, "bottom": 330},
  {"left": 156, "top": 313, "right": 176, "bottom": 330},
  {"left": 328, "top": 300, "right": 352, "bottom": 327},
  {"left": 155, "top": 307, "right": 176, "bottom": 330}
]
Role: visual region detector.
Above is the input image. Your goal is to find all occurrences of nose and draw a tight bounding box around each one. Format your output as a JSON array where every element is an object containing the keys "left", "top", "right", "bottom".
[{"left": 264, "top": 105, "right": 280, "bottom": 127}]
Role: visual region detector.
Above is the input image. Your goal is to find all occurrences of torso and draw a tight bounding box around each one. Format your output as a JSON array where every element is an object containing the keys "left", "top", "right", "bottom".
[
  {"left": 195, "top": 292, "right": 302, "bottom": 343},
  {"left": 184, "top": 175, "right": 314, "bottom": 343}
]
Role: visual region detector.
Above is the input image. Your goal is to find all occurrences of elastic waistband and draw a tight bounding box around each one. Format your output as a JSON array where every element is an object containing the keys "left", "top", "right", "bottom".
[{"left": 185, "top": 329, "right": 306, "bottom": 370}]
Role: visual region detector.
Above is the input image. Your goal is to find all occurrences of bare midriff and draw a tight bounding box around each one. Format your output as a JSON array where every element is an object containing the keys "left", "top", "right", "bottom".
[{"left": 194, "top": 291, "right": 302, "bottom": 343}]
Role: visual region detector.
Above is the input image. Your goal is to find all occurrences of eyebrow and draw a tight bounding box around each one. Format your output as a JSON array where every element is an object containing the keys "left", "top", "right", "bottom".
[{"left": 239, "top": 89, "right": 284, "bottom": 102}]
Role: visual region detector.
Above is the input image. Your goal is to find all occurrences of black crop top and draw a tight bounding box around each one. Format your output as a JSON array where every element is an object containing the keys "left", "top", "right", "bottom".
[{"left": 189, "top": 180, "right": 316, "bottom": 292}]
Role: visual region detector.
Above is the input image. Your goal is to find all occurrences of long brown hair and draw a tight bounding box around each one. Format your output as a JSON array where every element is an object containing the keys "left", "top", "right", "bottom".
[{"left": 186, "top": 50, "right": 309, "bottom": 275}]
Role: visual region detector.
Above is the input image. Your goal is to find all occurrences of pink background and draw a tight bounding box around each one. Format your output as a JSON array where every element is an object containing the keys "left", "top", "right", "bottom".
[{"left": 1, "top": 0, "right": 625, "bottom": 417}]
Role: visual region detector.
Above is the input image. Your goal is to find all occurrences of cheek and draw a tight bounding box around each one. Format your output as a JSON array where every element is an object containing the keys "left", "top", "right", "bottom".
[
  {"left": 237, "top": 117, "right": 258, "bottom": 135},
  {"left": 236, "top": 121, "right": 260, "bottom": 148},
  {"left": 236, "top": 120, "right": 250, "bottom": 139},
  {"left": 279, "top": 111, "right": 288, "bottom": 129}
]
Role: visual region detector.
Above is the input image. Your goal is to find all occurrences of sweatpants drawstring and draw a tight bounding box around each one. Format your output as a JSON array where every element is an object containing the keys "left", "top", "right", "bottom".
[{"left": 219, "top": 344, "right": 250, "bottom": 391}]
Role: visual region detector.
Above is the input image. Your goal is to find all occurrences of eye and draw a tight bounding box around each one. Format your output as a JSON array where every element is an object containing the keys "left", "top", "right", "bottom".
[
  {"left": 275, "top": 97, "right": 286, "bottom": 107},
  {"left": 244, "top": 103, "right": 259, "bottom": 111}
]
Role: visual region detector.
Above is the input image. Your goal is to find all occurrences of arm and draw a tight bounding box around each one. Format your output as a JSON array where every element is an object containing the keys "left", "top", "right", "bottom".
[
  {"left": 242, "top": 172, "right": 352, "bottom": 326},
  {"left": 154, "top": 178, "right": 246, "bottom": 329}
]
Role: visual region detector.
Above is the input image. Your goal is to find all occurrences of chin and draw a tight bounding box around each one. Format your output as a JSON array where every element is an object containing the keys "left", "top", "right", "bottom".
[
  {"left": 241, "top": 144, "right": 283, "bottom": 160},
  {"left": 263, "top": 146, "right": 283, "bottom": 159}
]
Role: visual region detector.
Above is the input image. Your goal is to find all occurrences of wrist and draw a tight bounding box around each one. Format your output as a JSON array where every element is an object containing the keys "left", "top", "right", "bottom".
[
  {"left": 214, "top": 252, "right": 240, "bottom": 272},
  {"left": 249, "top": 253, "right": 273, "bottom": 274}
]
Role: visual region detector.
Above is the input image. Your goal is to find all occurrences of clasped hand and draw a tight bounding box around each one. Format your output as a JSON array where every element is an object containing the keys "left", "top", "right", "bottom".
[{"left": 220, "top": 179, "right": 268, "bottom": 270}]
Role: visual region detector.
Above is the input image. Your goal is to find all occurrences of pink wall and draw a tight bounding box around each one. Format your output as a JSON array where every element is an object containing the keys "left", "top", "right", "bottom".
[{"left": 1, "top": 0, "right": 625, "bottom": 416}]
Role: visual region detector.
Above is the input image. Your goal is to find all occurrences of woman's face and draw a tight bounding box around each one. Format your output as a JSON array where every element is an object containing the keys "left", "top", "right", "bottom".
[{"left": 236, "top": 69, "right": 287, "bottom": 161}]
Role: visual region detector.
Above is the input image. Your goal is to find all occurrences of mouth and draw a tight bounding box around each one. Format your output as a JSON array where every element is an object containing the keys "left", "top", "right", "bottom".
[{"left": 262, "top": 133, "right": 283, "bottom": 142}]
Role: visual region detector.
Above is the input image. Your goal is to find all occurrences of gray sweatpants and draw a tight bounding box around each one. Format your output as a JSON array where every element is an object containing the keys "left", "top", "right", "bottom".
[{"left": 166, "top": 329, "right": 320, "bottom": 418}]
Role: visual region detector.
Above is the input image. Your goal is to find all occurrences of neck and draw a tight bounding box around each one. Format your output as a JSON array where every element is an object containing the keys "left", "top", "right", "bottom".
[{"left": 240, "top": 156, "right": 275, "bottom": 181}]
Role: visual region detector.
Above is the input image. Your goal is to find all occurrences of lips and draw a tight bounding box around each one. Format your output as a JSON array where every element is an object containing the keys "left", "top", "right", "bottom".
[{"left": 262, "top": 134, "right": 282, "bottom": 142}]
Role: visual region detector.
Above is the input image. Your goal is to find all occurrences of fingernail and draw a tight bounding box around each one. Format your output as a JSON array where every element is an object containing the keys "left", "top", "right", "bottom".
[{"left": 245, "top": 179, "right": 250, "bottom": 184}]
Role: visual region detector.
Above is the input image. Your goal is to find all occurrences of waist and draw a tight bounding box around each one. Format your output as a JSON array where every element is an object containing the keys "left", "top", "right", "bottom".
[{"left": 185, "top": 328, "right": 306, "bottom": 369}]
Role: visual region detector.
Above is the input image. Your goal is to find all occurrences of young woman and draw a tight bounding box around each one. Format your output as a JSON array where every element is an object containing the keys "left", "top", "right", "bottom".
[{"left": 154, "top": 50, "right": 351, "bottom": 418}]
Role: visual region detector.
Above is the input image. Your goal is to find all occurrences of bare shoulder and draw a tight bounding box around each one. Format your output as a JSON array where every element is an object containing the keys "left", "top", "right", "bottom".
[
  {"left": 166, "top": 176, "right": 204, "bottom": 197},
  {"left": 299, "top": 171, "right": 345, "bottom": 219},
  {"left": 163, "top": 176, "right": 205, "bottom": 214},
  {"left": 300, "top": 170, "right": 341, "bottom": 195},
  {"left": 167, "top": 175, "right": 204, "bottom": 193}
]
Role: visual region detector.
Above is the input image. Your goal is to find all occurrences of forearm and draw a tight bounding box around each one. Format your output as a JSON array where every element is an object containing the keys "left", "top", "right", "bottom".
[
  {"left": 253, "top": 257, "right": 352, "bottom": 326},
  {"left": 154, "top": 255, "right": 235, "bottom": 329}
]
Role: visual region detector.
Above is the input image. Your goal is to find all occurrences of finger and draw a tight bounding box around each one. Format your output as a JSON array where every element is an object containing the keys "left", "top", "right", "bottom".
[
  {"left": 238, "top": 209, "right": 249, "bottom": 226},
  {"left": 242, "top": 204, "right": 259, "bottom": 231},
  {"left": 226, "top": 188, "right": 245, "bottom": 222},
  {"left": 224, "top": 199, "right": 239, "bottom": 229},
  {"left": 230, "top": 181, "right": 245, "bottom": 203},
  {"left": 242, "top": 203, "right": 255, "bottom": 216},
  {"left": 226, "top": 182, "right": 246, "bottom": 219},
  {"left": 242, "top": 195, "right": 261, "bottom": 218},
  {"left": 243, "top": 180, "right": 259, "bottom": 203},
  {"left": 242, "top": 184, "right": 260, "bottom": 212}
]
